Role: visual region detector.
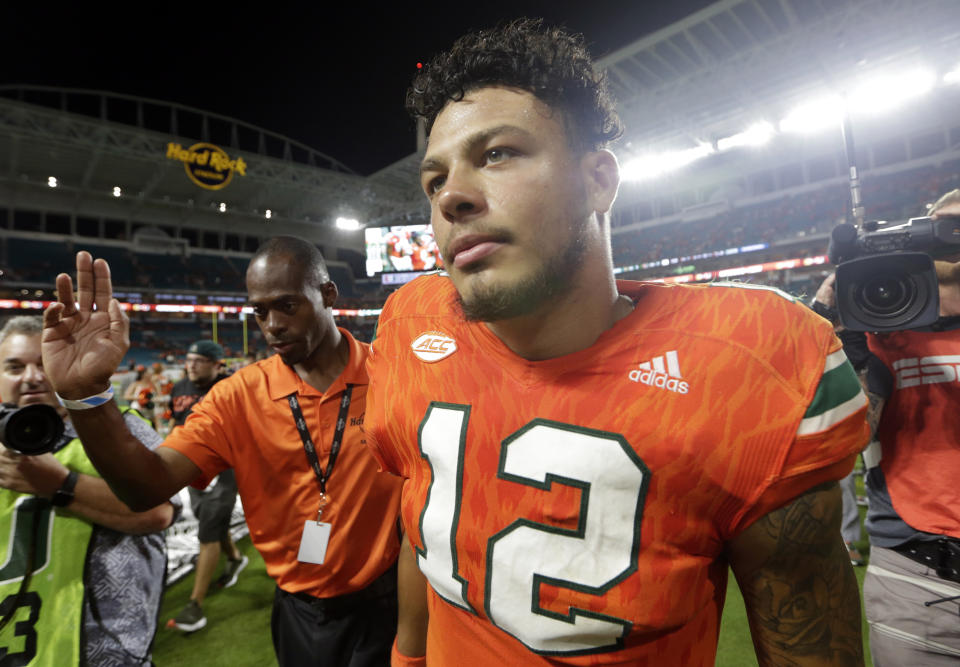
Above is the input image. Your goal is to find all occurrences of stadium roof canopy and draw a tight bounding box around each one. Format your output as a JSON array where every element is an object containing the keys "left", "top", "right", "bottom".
[
  {"left": 362, "top": 0, "right": 960, "bottom": 227},
  {"left": 0, "top": 86, "right": 424, "bottom": 251},
  {"left": 2, "top": 0, "right": 958, "bottom": 244},
  {"left": 599, "top": 0, "right": 960, "bottom": 152}
]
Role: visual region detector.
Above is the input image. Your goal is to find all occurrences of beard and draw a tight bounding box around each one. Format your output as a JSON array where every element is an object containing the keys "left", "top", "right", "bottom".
[{"left": 455, "top": 225, "right": 588, "bottom": 322}]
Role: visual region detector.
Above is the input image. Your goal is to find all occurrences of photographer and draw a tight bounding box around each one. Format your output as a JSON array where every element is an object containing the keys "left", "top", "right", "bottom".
[
  {"left": 813, "top": 190, "right": 960, "bottom": 665},
  {"left": 0, "top": 316, "right": 177, "bottom": 666},
  {"left": 168, "top": 340, "right": 246, "bottom": 633}
]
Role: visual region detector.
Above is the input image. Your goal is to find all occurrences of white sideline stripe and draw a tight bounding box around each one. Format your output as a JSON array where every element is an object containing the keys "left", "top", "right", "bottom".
[
  {"left": 824, "top": 349, "right": 848, "bottom": 373},
  {"left": 867, "top": 564, "right": 960, "bottom": 598},
  {"left": 796, "top": 391, "right": 866, "bottom": 435},
  {"left": 869, "top": 622, "right": 960, "bottom": 657}
]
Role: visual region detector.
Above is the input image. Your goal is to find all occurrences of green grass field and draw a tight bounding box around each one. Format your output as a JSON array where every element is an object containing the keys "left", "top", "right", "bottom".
[
  {"left": 153, "top": 536, "right": 873, "bottom": 666},
  {"left": 153, "top": 540, "right": 278, "bottom": 667}
]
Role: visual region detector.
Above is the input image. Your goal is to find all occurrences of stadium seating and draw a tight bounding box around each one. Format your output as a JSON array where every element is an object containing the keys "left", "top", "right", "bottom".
[{"left": 613, "top": 159, "right": 960, "bottom": 274}]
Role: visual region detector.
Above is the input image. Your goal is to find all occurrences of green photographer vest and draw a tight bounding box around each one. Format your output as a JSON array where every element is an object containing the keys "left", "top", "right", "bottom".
[{"left": 0, "top": 408, "right": 150, "bottom": 666}]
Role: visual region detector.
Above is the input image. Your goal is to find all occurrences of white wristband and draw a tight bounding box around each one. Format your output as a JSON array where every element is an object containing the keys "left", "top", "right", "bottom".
[{"left": 56, "top": 386, "right": 115, "bottom": 410}]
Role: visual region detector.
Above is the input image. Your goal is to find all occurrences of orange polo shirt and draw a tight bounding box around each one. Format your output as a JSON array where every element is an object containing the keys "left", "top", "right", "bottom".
[{"left": 163, "top": 329, "right": 402, "bottom": 597}]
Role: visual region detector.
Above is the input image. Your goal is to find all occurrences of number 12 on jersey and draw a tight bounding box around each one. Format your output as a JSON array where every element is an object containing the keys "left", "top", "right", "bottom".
[{"left": 415, "top": 402, "right": 651, "bottom": 656}]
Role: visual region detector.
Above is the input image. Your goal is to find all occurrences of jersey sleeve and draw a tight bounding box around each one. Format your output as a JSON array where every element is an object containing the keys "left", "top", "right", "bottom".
[
  {"left": 364, "top": 290, "right": 404, "bottom": 476},
  {"left": 732, "top": 334, "right": 869, "bottom": 535},
  {"left": 160, "top": 383, "right": 236, "bottom": 489},
  {"left": 364, "top": 276, "right": 450, "bottom": 478}
]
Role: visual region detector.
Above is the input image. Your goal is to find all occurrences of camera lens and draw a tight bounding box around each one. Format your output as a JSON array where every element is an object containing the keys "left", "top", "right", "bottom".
[
  {"left": 0, "top": 404, "right": 64, "bottom": 455},
  {"left": 835, "top": 252, "right": 938, "bottom": 331},
  {"left": 858, "top": 275, "right": 914, "bottom": 316}
]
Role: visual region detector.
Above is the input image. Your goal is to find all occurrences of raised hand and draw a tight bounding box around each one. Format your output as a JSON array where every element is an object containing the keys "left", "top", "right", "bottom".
[
  {"left": 41, "top": 252, "right": 130, "bottom": 399},
  {"left": 814, "top": 273, "right": 837, "bottom": 309},
  {"left": 930, "top": 190, "right": 960, "bottom": 317}
]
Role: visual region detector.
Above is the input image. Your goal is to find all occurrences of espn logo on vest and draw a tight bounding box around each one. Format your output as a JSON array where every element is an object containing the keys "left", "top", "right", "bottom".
[
  {"left": 411, "top": 332, "right": 457, "bottom": 363},
  {"left": 629, "top": 350, "right": 689, "bottom": 394},
  {"left": 893, "top": 355, "right": 960, "bottom": 388}
]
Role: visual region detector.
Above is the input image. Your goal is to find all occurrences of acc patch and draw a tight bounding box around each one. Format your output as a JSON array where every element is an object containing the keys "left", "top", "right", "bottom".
[{"left": 411, "top": 331, "right": 457, "bottom": 363}]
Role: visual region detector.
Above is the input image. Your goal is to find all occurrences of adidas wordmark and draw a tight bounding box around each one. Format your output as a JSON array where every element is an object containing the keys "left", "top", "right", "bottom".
[{"left": 629, "top": 350, "right": 689, "bottom": 394}]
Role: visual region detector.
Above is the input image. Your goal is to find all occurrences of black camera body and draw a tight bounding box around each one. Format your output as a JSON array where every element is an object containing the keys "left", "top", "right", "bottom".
[
  {"left": 0, "top": 403, "right": 65, "bottom": 456},
  {"left": 828, "top": 216, "right": 960, "bottom": 332}
]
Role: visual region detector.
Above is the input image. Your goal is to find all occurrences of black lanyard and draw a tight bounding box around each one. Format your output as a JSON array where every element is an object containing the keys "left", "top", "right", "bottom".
[{"left": 288, "top": 384, "right": 354, "bottom": 515}]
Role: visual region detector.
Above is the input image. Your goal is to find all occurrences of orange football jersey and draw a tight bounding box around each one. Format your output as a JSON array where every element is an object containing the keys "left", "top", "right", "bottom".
[{"left": 366, "top": 275, "right": 868, "bottom": 666}]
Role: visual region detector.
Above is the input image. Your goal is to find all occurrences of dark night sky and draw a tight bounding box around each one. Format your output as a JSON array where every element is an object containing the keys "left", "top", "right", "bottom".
[{"left": 2, "top": 2, "right": 713, "bottom": 175}]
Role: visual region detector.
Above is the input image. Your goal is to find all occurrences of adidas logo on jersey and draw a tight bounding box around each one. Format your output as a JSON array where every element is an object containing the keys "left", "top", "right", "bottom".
[
  {"left": 411, "top": 332, "right": 458, "bottom": 363},
  {"left": 629, "top": 350, "right": 689, "bottom": 394},
  {"left": 893, "top": 355, "right": 960, "bottom": 388}
]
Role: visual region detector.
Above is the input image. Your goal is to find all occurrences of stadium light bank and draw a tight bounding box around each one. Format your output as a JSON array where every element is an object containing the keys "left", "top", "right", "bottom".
[
  {"left": 620, "top": 66, "right": 949, "bottom": 183},
  {"left": 336, "top": 216, "right": 362, "bottom": 231}
]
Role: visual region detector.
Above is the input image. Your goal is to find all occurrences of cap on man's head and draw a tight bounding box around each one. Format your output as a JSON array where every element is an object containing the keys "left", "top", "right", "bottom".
[{"left": 188, "top": 340, "right": 224, "bottom": 361}]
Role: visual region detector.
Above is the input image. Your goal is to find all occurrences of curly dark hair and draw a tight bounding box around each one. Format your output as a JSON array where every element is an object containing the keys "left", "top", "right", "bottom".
[{"left": 406, "top": 18, "right": 623, "bottom": 152}]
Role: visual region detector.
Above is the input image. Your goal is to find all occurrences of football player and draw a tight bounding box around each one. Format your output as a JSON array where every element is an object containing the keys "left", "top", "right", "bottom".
[{"left": 366, "top": 19, "right": 870, "bottom": 667}]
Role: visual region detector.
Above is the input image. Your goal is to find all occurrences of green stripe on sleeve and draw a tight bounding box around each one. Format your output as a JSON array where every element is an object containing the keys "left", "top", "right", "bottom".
[{"left": 804, "top": 359, "right": 862, "bottom": 418}]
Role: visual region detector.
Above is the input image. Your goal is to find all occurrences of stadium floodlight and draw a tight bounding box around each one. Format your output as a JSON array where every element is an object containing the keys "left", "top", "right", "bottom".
[
  {"left": 112, "top": 186, "right": 122, "bottom": 197},
  {"left": 336, "top": 216, "right": 361, "bottom": 231},
  {"left": 944, "top": 65, "right": 960, "bottom": 85},
  {"left": 47, "top": 176, "right": 58, "bottom": 188},
  {"left": 779, "top": 96, "right": 844, "bottom": 134},
  {"left": 716, "top": 122, "right": 775, "bottom": 152},
  {"left": 620, "top": 144, "right": 715, "bottom": 182},
  {"left": 265, "top": 209, "right": 272, "bottom": 219},
  {"left": 218, "top": 202, "right": 227, "bottom": 212},
  {"left": 847, "top": 68, "right": 936, "bottom": 114}
]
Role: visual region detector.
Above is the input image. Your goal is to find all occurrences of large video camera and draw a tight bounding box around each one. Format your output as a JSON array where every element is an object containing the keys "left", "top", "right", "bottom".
[
  {"left": 828, "top": 216, "right": 960, "bottom": 331},
  {"left": 0, "top": 403, "right": 64, "bottom": 455}
]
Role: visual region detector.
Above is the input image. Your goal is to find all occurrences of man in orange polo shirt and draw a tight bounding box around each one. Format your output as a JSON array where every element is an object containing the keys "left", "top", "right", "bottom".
[{"left": 39, "top": 237, "right": 407, "bottom": 666}]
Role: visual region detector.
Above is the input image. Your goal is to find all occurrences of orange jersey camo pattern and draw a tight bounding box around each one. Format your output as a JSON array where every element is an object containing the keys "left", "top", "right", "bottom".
[{"left": 366, "top": 275, "right": 868, "bottom": 666}]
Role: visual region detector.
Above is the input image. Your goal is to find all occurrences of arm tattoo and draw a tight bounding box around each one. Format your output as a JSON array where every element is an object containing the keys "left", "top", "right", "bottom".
[
  {"left": 731, "top": 482, "right": 864, "bottom": 666},
  {"left": 864, "top": 390, "right": 886, "bottom": 440},
  {"left": 856, "top": 370, "right": 886, "bottom": 440}
]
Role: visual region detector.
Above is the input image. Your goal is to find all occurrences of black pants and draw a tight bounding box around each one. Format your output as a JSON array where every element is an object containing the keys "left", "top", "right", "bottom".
[{"left": 271, "top": 565, "right": 398, "bottom": 667}]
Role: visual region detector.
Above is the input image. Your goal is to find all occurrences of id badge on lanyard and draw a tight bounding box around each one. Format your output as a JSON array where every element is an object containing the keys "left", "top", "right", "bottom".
[
  {"left": 297, "top": 521, "right": 332, "bottom": 565},
  {"left": 288, "top": 384, "right": 353, "bottom": 565}
]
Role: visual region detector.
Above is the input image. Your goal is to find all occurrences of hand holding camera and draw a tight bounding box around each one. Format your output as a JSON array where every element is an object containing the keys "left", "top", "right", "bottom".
[
  {"left": 827, "top": 203, "right": 960, "bottom": 331},
  {"left": 932, "top": 191, "right": 960, "bottom": 318},
  {"left": 0, "top": 441, "right": 70, "bottom": 497}
]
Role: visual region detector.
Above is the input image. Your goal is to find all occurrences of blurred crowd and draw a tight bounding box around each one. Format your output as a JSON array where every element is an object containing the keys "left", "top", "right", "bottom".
[{"left": 612, "top": 160, "right": 960, "bottom": 268}]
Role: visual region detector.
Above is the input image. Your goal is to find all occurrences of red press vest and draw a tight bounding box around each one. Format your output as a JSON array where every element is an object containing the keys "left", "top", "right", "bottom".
[{"left": 868, "top": 327, "right": 960, "bottom": 538}]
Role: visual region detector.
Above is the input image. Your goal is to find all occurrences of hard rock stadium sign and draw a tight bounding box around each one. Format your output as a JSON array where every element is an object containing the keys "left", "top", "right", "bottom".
[{"left": 166, "top": 142, "right": 247, "bottom": 190}]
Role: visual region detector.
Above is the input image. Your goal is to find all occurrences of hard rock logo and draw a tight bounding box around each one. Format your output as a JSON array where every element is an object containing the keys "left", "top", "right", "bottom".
[{"left": 166, "top": 142, "right": 247, "bottom": 191}]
